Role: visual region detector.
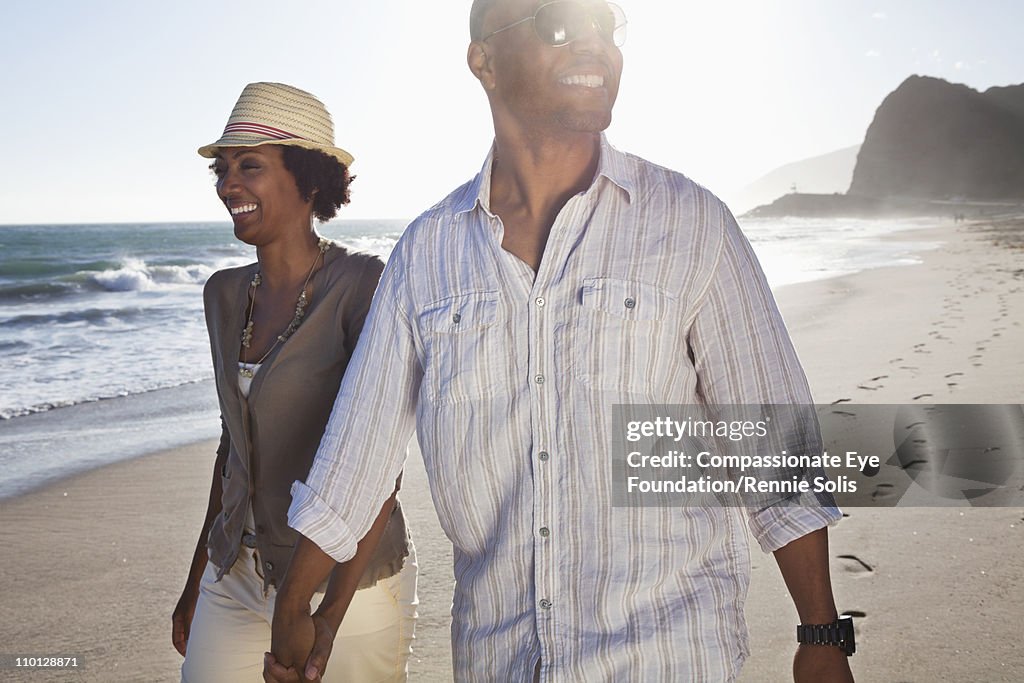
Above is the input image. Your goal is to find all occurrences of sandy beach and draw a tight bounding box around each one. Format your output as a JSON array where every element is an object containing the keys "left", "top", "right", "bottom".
[{"left": 1, "top": 217, "right": 1021, "bottom": 682}]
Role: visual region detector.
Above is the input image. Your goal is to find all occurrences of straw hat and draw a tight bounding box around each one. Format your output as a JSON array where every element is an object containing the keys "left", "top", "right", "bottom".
[{"left": 198, "top": 82, "right": 353, "bottom": 167}]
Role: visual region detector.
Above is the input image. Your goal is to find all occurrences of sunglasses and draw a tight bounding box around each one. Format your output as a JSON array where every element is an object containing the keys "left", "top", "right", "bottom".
[{"left": 481, "top": 1, "right": 628, "bottom": 48}]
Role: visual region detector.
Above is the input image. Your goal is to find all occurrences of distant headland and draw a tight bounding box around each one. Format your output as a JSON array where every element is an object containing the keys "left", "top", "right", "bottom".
[{"left": 745, "top": 76, "right": 1024, "bottom": 218}]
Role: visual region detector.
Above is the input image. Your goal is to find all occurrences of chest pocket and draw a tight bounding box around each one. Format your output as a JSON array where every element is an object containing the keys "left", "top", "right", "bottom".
[
  {"left": 416, "top": 292, "right": 508, "bottom": 404},
  {"left": 570, "top": 277, "right": 680, "bottom": 397}
]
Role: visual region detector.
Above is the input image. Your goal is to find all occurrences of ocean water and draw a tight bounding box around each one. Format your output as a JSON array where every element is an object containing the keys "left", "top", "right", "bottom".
[
  {"left": 0, "top": 220, "right": 405, "bottom": 420},
  {"left": 0, "top": 216, "right": 938, "bottom": 497},
  {"left": 741, "top": 216, "right": 940, "bottom": 287}
]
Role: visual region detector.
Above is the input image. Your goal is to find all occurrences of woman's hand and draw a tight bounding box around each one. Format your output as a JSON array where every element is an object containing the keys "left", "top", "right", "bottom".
[
  {"left": 171, "top": 582, "right": 200, "bottom": 657},
  {"left": 174, "top": 431, "right": 226, "bottom": 657}
]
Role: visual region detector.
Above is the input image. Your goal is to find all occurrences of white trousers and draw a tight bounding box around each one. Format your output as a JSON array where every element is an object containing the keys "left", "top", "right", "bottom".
[{"left": 181, "top": 544, "right": 417, "bottom": 683}]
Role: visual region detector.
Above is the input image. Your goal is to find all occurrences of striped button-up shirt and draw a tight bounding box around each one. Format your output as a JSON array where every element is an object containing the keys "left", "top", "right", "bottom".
[{"left": 289, "top": 136, "right": 841, "bottom": 681}]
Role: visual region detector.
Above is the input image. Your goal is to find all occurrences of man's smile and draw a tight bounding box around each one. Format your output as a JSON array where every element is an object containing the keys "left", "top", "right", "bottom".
[{"left": 558, "top": 74, "right": 605, "bottom": 88}]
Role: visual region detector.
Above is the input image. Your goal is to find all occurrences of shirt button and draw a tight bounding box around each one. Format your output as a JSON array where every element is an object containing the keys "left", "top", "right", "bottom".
[
  {"left": 265, "top": 561, "right": 274, "bottom": 571},
  {"left": 452, "top": 313, "right": 462, "bottom": 324},
  {"left": 538, "top": 451, "right": 550, "bottom": 461},
  {"left": 539, "top": 598, "right": 552, "bottom": 610},
  {"left": 535, "top": 374, "right": 545, "bottom": 384},
  {"left": 624, "top": 297, "right": 636, "bottom": 309},
  {"left": 535, "top": 297, "right": 546, "bottom": 307},
  {"left": 539, "top": 527, "right": 550, "bottom": 538}
]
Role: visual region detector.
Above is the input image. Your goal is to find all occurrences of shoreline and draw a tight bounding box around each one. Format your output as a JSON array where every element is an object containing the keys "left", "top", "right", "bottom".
[
  {"left": 1, "top": 216, "right": 1021, "bottom": 681},
  {"left": 0, "top": 380, "right": 220, "bottom": 501}
]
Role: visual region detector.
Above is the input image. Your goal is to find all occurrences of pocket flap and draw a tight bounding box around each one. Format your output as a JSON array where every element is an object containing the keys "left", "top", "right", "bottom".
[
  {"left": 418, "top": 292, "right": 500, "bottom": 333},
  {"left": 580, "top": 278, "right": 676, "bottom": 321}
]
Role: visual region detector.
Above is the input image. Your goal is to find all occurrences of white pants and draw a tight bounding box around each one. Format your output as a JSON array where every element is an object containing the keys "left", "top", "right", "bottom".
[{"left": 181, "top": 544, "right": 417, "bottom": 683}]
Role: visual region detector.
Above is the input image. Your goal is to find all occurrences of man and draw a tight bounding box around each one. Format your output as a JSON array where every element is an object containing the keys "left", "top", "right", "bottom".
[{"left": 268, "top": 1, "right": 855, "bottom": 680}]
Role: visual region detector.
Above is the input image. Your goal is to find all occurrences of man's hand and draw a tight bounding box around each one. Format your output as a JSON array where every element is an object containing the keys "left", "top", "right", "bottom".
[
  {"left": 794, "top": 644, "right": 854, "bottom": 683},
  {"left": 263, "top": 613, "right": 336, "bottom": 683}
]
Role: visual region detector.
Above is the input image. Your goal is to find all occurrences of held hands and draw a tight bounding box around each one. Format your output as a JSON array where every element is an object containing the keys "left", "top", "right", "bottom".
[
  {"left": 793, "top": 644, "right": 854, "bottom": 683},
  {"left": 264, "top": 610, "right": 336, "bottom": 683}
]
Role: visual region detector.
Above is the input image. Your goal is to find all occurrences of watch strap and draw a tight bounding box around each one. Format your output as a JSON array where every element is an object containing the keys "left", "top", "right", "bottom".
[{"left": 796, "top": 615, "right": 855, "bottom": 656}]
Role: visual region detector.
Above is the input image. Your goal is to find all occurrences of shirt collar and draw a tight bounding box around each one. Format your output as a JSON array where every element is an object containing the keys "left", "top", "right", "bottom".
[{"left": 453, "top": 134, "right": 634, "bottom": 217}]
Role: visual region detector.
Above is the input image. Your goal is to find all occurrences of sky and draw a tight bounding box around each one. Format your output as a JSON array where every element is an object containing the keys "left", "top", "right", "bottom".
[{"left": 0, "top": 0, "right": 1022, "bottom": 224}]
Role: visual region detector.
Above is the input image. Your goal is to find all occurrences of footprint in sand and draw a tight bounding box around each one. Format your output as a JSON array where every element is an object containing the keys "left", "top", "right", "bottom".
[
  {"left": 831, "top": 398, "right": 852, "bottom": 405},
  {"left": 944, "top": 372, "right": 964, "bottom": 378},
  {"left": 842, "top": 610, "right": 867, "bottom": 618},
  {"left": 871, "top": 483, "right": 896, "bottom": 500},
  {"left": 912, "top": 393, "right": 933, "bottom": 401},
  {"left": 836, "top": 555, "right": 875, "bottom": 577}
]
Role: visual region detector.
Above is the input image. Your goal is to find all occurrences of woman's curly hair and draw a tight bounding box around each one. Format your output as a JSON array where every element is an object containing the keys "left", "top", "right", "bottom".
[{"left": 280, "top": 146, "right": 354, "bottom": 222}]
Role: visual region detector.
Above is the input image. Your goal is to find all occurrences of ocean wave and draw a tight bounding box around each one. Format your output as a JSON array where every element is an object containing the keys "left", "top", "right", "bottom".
[
  {"left": 0, "top": 281, "right": 76, "bottom": 302},
  {"left": 0, "top": 377, "right": 212, "bottom": 420},
  {"left": 0, "top": 258, "right": 121, "bottom": 279},
  {"left": 89, "top": 260, "right": 156, "bottom": 291},
  {"left": 0, "top": 397, "right": 89, "bottom": 420},
  {"left": 4, "top": 307, "right": 147, "bottom": 328},
  {"left": 338, "top": 235, "right": 401, "bottom": 260},
  {"left": 0, "top": 258, "right": 227, "bottom": 301},
  {"left": 0, "top": 339, "right": 31, "bottom": 352},
  {"left": 84, "top": 258, "right": 215, "bottom": 292}
]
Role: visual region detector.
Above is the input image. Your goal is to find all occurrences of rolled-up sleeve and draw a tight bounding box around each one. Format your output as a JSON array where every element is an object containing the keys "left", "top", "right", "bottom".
[
  {"left": 288, "top": 244, "right": 422, "bottom": 563},
  {"left": 687, "top": 202, "right": 842, "bottom": 553}
]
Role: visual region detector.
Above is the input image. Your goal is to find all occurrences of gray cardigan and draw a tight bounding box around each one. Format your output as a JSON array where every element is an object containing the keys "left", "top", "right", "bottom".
[{"left": 203, "top": 243, "right": 409, "bottom": 590}]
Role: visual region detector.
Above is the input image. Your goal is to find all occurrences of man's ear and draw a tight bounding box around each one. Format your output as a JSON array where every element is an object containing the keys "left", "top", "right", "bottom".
[{"left": 467, "top": 42, "right": 496, "bottom": 90}]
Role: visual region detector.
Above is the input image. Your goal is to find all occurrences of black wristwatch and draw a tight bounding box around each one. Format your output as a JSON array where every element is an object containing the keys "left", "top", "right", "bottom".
[{"left": 796, "top": 615, "right": 856, "bottom": 656}]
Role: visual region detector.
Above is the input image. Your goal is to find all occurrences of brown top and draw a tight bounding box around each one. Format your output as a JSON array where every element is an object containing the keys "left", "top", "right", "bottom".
[{"left": 203, "top": 242, "right": 409, "bottom": 590}]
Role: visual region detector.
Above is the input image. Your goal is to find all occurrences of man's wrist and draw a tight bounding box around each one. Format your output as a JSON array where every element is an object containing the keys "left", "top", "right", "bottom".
[
  {"left": 798, "top": 607, "right": 839, "bottom": 624},
  {"left": 797, "top": 615, "right": 856, "bottom": 656}
]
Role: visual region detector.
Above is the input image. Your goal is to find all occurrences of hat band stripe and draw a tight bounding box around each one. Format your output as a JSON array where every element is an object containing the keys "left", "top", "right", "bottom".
[{"left": 222, "top": 121, "right": 307, "bottom": 141}]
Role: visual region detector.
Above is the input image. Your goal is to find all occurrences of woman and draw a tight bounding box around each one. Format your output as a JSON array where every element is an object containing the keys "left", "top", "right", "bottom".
[{"left": 173, "top": 82, "right": 416, "bottom": 682}]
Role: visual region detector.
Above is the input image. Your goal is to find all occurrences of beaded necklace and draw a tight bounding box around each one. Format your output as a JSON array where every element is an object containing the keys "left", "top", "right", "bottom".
[{"left": 239, "top": 237, "right": 331, "bottom": 378}]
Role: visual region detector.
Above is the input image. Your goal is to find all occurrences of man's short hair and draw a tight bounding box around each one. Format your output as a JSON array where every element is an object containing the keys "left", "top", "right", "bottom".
[{"left": 470, "top": 0, "right": 502, "bottom": 41}]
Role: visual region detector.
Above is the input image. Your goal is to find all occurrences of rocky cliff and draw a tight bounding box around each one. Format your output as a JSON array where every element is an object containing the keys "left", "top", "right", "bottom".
[{"left": 848, "top": 76, "right": 1024, "bottom": 200}]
